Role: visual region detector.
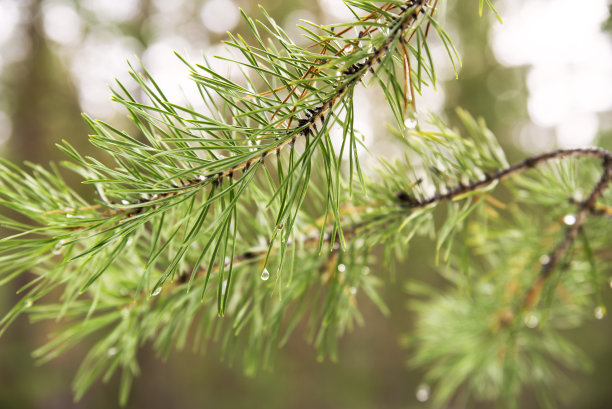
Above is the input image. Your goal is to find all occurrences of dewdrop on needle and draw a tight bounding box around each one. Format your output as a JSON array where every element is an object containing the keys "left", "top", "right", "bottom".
[
  {"left": 594, "top": 306, "right": 606, "bottom": 320},
  {"left": 524, "top": 313, "right": 539, "bottom": 328},
  {"left": 404, "top": 117, "right": 417, "bottom": 129},
  {"left": 563, "top": 214, "right": 576, "bottom": 226},
  {"left": 415, "top": 383, "right": 430, "bottom": 402}
]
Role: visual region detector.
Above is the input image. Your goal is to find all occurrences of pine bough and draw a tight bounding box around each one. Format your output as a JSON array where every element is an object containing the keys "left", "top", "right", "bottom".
[{"left": 0, "top": 1, "right": 610, "bottom": 407}]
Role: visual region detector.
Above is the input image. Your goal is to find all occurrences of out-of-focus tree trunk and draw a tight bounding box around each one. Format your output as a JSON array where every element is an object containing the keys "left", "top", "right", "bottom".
[{"left": 10, "top": 0, "right": 87, "bottom": 165}]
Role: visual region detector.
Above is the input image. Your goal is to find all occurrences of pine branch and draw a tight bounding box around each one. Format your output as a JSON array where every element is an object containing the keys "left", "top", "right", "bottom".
[
  {"left": 523, "top": 153, "right": 612, "bottom": 309},
  {"left": 396, "top": 147, "right": 612, "bottom": 209},
  {"left": 149, "top": 147, "right": 612, "bottom": 307},
  {"left": 0, "top": 1, "right": 610, "bottom": 407},
  {"left": 85, "top": 1, "right": 431, "bottom": 220}
]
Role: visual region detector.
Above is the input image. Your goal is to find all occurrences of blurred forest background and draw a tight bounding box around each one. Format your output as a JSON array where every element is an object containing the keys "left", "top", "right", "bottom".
[{"left": 0, "top": 0, "right": 611, "bottom": 408}]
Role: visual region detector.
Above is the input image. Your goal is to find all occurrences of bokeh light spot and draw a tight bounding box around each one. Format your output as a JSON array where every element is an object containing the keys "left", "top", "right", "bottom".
[
  {"left": 42, "top": 1, "right": 82, "bottom": 45},
  {"left": 200, "top": 0, "right": 240, "bottom": 34}
]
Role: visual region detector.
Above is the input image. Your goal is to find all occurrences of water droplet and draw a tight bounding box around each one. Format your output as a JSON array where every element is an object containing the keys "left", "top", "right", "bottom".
[
  {"left": 261, "top": 268, "right": 270, "bottom": 281},
  {"left": 224, "top": 256, "right": 231, "bottom": 266},
  {"left": 539, "top": 255, "right": 550, "bottom": 265},
  {"left": 107, "top": 347, "right": 118, "bottom": 357},
  {"left": 415, "top": 383, "right": 430, "bottom": 402},
  {"left": 121, "top": 200, "right": 129, "bottom": 205},
  {"left": 337, "top": 264, "right": 346, "bottom": 273},
  {"left": 404, "top": 117, "right": 417, "bottom": 129},
  {"left": 608, "top": 277, "right": 612, "bottom": 289},
  {"left": 363, "top": 267, "right": 370, "bottom": 275},
  {"left": 349, "top": 286, "right": 357, "bottom": 295},
  {"left": 563, "top": 214, "right": 576, "bottom": 226},
  {"left": 594, "top": 306, "right": 606, "bottom": 320},
  {"left": 524, "top": 313, "right": 539, "bottom": 328},
  {"left": 52, "top": 239, "right": 65, "bottom": 255},
  {"left": 24, "top": 299, "right": 33, "bottom": 308},
  {"left": 222, "top": 280, "right": 228, "bottom": 292},
  {"left": 152, "top": 287, "right": 162, "bottom": 296}
]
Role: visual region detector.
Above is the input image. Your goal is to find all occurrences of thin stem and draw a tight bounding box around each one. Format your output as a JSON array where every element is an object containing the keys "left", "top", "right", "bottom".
[
  {"left": 523, "top": 154, "right": 612, "bottom": 310},
  {"left": 149, "top": 147, "right": 612, "bottom": 304},
  {"left": 83, "top": 0, "right": 430, "bottom": 223},
  {"left": 397, "top": 148, "right": 612, "bottom": 210},
  {"left": 394, "top": 148, "right": 612, "bottom": 310}
]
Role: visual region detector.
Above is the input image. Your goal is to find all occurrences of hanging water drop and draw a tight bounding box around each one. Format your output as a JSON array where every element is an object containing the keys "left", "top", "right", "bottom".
[
  {"left": 524, "top": 313, "right": 539, "bottom": 328},
  {"left": 152, "top": 287, "right": 162, "bottom": 296},
  {"left": 539, "top": 255, "right": 550, "bottom": 265},
  {"left": 404, "top": 117, "right": 417, "bottom": 129},
  {"left": 563, "top": 214, "right": 576, "bottom": 226},
  {"left": 261, "top": 268, "right": 270, "bottom": 281},
  {"left": 24, "top": 299, "right": 33, "bottom": 308},
  {"left": 415, "top": 383, "right": 430, "bottom": 402},
  {"left": 52, "top": 239, "right": 65, "bottom": 255},
  {"left": 107, "top": 347, "right": 118, "bottom": 357},
  {"left": 594, "top": 306, "right": 606, "bottom": 320},
  {"left": 121, "top": 200, "right": 129, "bottom": 205},
  {"left": 337, "top": 263, "right": 346, "bottom": 273},
  {"left": 349, "top": 286, "right": 357, "bottom": 295}
]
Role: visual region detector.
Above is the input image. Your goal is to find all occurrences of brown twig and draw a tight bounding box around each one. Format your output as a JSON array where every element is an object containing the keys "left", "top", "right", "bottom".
[
  {"left": 186, "top": 148, "right": 612, "bottom": 294},
  {"left": 523, "top": 153, "right": 612, "bottom": 310},
  {"left": 396, "top": 148, "right": 612, "bottom": 210},
  {"left": 70, "top": 1, "right": 429, "bottom": 226},
  {"left": 121, "top": 146, "right": 611, "bottom": 311},
  {"left": 392, "top": 147, "right": 612, "bottom": 311}
]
